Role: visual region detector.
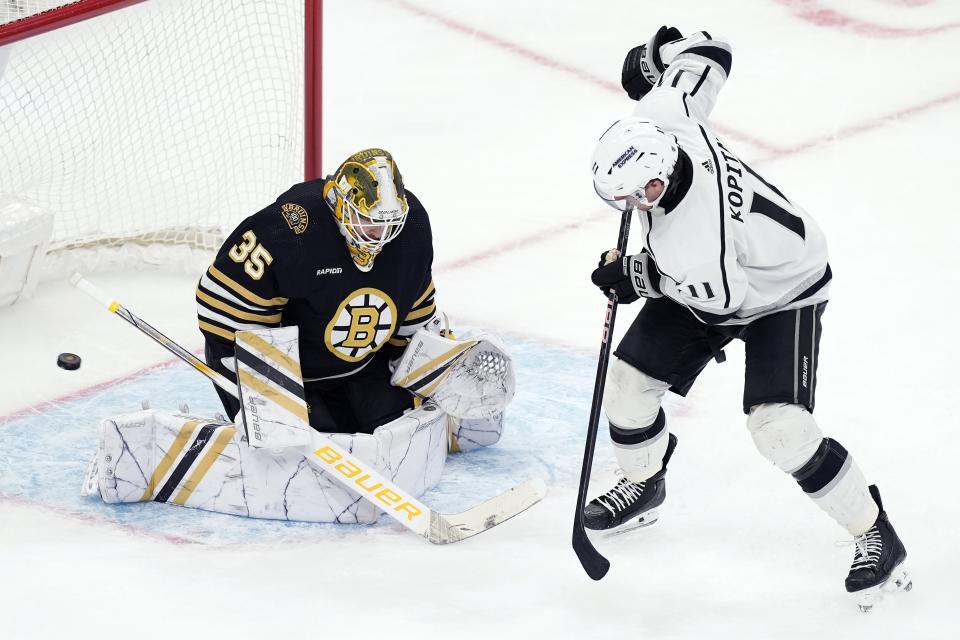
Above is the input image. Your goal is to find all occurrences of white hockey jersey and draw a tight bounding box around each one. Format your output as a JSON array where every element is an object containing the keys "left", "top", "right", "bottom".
[{"left": 633, "top": 32, "right": 830, "bottom": 325}]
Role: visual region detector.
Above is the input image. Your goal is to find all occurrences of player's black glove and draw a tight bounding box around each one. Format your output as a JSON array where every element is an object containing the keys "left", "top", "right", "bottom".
[
  {"left": 591, "top": 250, "right": 662, "bottom": 303},
  {"left": 621, "top": 26, "right": 683, "bottom": 100}
]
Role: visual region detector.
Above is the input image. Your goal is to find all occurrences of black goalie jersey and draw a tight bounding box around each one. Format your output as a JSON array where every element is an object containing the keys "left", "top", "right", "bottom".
[{"left": 196, "top": 179, "right": 436, "bottom": 389}]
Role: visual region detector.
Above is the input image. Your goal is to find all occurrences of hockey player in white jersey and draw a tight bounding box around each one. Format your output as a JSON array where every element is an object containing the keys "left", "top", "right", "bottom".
[{"left": 584, "top": 27, "right": 910, "bottom": 610}]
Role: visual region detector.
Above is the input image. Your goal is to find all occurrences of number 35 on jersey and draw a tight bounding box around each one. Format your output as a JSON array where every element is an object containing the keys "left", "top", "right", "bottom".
[{"left": 228, "top": 230, "right": 274, "bottom": 280}]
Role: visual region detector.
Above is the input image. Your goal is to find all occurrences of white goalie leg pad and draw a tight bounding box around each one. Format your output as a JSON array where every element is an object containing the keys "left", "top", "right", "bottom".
[
  {"left": 88, "top": 406, "right": 447, "bottom": 524},
  {"left": 746, "top": 403, "right": 823, "bottom": 473},
  {"left": 447, "top": 412, "right": 504, "bottom": 453},
  {"left": 391, "top": 327, "right": 515, "bottom": 421},
  {"left": 604, "top": 359, "right": 672, "bottom": 482}
]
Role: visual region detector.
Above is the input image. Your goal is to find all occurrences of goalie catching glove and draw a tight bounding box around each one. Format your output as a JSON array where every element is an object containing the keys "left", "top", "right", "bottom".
[
  {"left": 390, "top": 325, "right": 515, "bottom": 452},
  {"left": 390, "top": 327, "right": 514, "bottom": 419}
]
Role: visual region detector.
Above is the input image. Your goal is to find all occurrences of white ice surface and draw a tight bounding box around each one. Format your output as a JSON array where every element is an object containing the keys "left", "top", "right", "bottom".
[{"left": 3, "top": 0, "right": 959, "bottom": 638}]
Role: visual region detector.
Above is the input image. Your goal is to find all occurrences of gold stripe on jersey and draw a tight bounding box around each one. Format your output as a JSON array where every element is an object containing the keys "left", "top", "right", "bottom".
[
  {"left": 411, "top": 280, "right": 435, "bottom": 308},
  {"left": 207, "top": 264, "right": 288, "bottom": 308},
  {"left": 199, "top": 272, "right": 270, "bottom": 312},
  {"left": 237, "top": 331, "right": 304, "bottom": 382},
  {"left": 404, "top": 301, "right": 436, "bottom": 322},
  {"left": 196, "top": 287, "right": 282, "bottom": 323},
  {"left": 140, "top": 420, "right": 202, "bottom": 501},
  {"left": 170, "top": 426, "right": 236, "bottom": 506},
  {"left": 199, "top": 320, "right": 237, "bottom": 342},
  {"left": 388, "top": 336, "right": 409, "bottom": 347},
  {"left": 237, "top": 368, "right": 310, "bottom": 424}
]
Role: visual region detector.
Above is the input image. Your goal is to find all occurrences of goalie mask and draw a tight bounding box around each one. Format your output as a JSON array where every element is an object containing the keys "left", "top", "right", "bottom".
[
  {"left": 591, "top": 118, "right": 679, "bottom": 211},
  {"left": 324, "top": 148, "right": 409, "bottom": 271}
]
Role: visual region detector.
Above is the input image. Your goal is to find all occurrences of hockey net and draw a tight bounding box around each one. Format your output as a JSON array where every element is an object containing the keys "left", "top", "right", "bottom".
[{"left": 0, "top": 0, "right": 321, "bottom": 279}]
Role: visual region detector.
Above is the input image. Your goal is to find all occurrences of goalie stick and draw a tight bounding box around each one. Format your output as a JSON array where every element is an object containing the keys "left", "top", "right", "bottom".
[
  {"left": 571, "top": 208, "right": 632, "bottom": 580},
  {"left": 70, "top": 273, "right": 546, "bottom": 544}
]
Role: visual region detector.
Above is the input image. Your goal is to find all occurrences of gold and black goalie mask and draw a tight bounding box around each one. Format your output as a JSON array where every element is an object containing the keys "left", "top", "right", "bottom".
[{"left": 326, "top": 148, "right": 409, "bottom": 272}]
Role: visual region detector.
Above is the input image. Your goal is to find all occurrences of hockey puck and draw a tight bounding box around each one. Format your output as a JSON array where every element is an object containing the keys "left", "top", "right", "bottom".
[{"left": 57, "top": 353, "right": 82, "bottom": 371}]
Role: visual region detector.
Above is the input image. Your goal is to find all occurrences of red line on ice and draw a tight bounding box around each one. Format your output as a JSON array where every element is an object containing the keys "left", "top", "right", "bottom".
[
  {"left": 774, "top": 0, "right": 960, "bottom": 36},
  {"left": 380, "top": 0, "right": 960, "bottom": 263},
  {"left": 438, "top": 218, "right": 601, "bottom": 271},
  {"left": 378, "top": 0, "right": 782, "bottom": 155},
  {"left": 8, "top": 1, "right": 960, "bottom": 409},
  {"left": 873, "top": 0, "right": 933, "bottom": 7},
  {"left": 0, "top": 492, "right": 197, "bottom": 545},
  {"left": 754, "top": 88, "right": 960, "bottom": 163},
  {"left": 5, "top": 0, "right": 960, "bottom": 532},
  {"left": 0, "top": 357, "right": 180, "bottom": 425}
]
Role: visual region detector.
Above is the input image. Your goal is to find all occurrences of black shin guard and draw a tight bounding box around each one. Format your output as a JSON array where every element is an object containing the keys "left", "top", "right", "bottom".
[
  {"left": 608, "top": 408, "right": 666, "bottom": 447},
  {"left": 791, "top": 437, "right": 849, "bottom": 495}
]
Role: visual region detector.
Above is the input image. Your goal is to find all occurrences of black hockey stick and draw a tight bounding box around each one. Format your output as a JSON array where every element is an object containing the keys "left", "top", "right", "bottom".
[{"left": 572, "top": 207, "right": 633, "bottom": 580}]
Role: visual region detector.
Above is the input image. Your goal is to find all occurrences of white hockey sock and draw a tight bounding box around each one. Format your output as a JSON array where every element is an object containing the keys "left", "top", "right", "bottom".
[
  {"left": 792, "top": 438, "right": 879, "bottom": 536},
  {"left": 610, "top": 408, "right": 669, "bottom": 483}
]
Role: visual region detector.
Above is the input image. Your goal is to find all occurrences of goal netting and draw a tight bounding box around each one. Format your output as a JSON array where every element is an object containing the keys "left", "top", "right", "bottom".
[{"left": 0, "top": 0, "right": 318, "bottom": 279}]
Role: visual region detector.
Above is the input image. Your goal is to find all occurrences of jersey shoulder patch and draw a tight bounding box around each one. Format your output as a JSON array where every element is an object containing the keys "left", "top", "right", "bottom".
[{"left": 279, "top": 202, "right": 310, "bottom": 234}]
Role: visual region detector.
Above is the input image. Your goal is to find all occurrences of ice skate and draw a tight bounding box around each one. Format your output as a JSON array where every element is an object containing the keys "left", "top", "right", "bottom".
[
  {"left": 79, "top": 450, "right": 100, "bottom": 498},
  {"left": 583, "top": 433, "right": 677, "bottom": 532},
  {"left": 845, "top": 485, "right": 911, "bottom": 612}
]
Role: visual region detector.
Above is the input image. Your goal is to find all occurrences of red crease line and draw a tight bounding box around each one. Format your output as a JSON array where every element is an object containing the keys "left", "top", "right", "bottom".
[
  {"left": 0, "top": 354, "right": 186, "bottom": 425},
  {"left": 0, "top": 492, "right": 198, "bottom": 545}
]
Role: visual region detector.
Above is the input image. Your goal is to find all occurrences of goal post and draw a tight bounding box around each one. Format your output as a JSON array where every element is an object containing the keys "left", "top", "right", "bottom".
[
  {"left": 0, "top": 1, "right": 148, "bottom": 48},
  {"left": 0, "top": 0, "right": 322, "bottom": 289}
]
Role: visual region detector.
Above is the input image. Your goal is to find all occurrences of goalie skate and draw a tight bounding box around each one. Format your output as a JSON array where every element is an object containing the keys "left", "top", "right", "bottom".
[
  {"left": 845, "top": 485, "right": 912, "bottom": 612},
  {"left": 79, "top": 450, "right": 100, "bottom": 498}
]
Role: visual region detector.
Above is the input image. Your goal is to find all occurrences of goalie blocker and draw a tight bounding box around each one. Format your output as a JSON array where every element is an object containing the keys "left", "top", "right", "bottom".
[{"left": 82, "top": 323, "right": 516, "bottom": 523}]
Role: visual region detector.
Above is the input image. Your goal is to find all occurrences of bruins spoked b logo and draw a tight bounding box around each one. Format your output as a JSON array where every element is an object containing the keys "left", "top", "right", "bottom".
[{"left": 325, "top": 288, "right": 397, "bottom": 362}]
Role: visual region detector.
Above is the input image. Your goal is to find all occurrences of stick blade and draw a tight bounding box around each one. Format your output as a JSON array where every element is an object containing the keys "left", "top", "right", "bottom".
[
  {"left": 573, "top": 523, "right": 610, "bottom": 580},
  {"left": 426, "top": 478, "right": 547, "bottom": 544}
]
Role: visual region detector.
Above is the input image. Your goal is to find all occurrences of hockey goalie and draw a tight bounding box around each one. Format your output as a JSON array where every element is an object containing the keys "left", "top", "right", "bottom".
[{"left": 81, "top": 149, "right": 516, "bottom": 524}]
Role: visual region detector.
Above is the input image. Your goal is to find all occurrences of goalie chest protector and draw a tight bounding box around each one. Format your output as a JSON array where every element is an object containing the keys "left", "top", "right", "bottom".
[{"left": 200, "top": 179, "right": 435, "bottom": 380}]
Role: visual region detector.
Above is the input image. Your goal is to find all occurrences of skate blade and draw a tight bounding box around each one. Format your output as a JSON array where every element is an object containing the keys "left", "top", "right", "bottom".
[
  {"left": 855, "top": 568, "right": 912, "bottom": 613},
  {"left": 603, "top": 509, "right": 660, "bottom": 538},
  {"left": 79, "top": 451, "right": 99, "bottom": 497}
]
